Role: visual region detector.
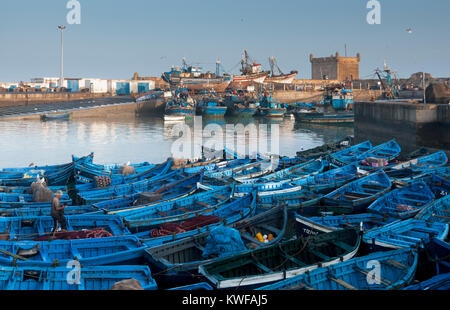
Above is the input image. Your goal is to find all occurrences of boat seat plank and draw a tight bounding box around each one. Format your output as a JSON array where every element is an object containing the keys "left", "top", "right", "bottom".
[
  {"left": 328, "top": 276, "right": 358, "bottom": 290},
  {"left": 361, "top": 184, "right": 386, "bottom": 190},
  {"left": 253, "top": 260, "right": 273, "bottom": 273},
  {"left": 258, "top": 224, "right": 281, "bottom": 235},
  {"left": 431, "top": 214, "right": 450, "bottom": 221},
  {"left": 384, "top": 259, "right": 408, "bottom": 270},
  {"left": 333, "top": 241, "right": 354, "bottom": 252},
  {"left": 215, "top": 194, "right": 227, "bottom": 201},
  {"left": 309, "top": 249, "right": 330, "bottom": 261},
  {"left": 283, "top": 283, "right": 316, "bottom": 290},
  {"left": 196, "top": 201, "right": 211, "bottom": 208}
]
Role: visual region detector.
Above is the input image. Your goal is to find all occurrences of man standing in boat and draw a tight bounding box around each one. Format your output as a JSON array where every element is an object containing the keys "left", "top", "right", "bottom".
[{"left": 51, "top": 190, "right": 68, "bottom": 233}]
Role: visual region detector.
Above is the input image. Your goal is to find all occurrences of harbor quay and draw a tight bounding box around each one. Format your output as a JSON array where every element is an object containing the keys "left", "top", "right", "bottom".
[{"left": 355, "top": 101, "right": 450, "bottom": 155}]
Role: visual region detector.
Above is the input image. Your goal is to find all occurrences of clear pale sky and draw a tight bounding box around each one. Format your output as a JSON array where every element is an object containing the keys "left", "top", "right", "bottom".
[{"left": 0, "top": 0, "right": 448, "bottom": 82}]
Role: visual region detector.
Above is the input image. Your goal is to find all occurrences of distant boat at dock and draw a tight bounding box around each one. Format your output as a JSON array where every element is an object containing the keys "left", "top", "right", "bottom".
[
  {"left": 294, "top": 110, "right": 354, "bottom": 123},
  {"left": 265, "top": 56, "right": 298, "bottom": 84},
  {"left": 163, "top": 88, "right": 196, "bottom": 121},
  {"left": 40, "top": 112, "right": 72, "bottom": 121},
  {"left": 230, "top": 49, "right": 269, "bottom": 89},
  {"left": 256, "top": 93, "right": 286, "bottom": 118},
  {"left": 162, "top": 59, "right": 231, "bottom": 93}
]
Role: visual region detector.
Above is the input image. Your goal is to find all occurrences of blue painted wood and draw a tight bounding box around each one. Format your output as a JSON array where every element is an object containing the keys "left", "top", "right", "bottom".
[
  {"left": 329, "top": 141, "right": 373, "bottom": 167},
  {"left": 367, "top": 181, "right": 435, "bottom": 219},
  {"left": 258, "top": 249, "right": 418, "bottom": 290},
  {"left": 323, "top": 170, "right": 392, "bottom": 214},
  {"left": 117, "top": 185, "right": 235, "bottom": 228},
  {"left": 0, "top": 235, "right": 145, "bottom": 267},
  {"left": 137, "top": 191, "right": 257, "bottom": 248},
  {"left": 415, "top": 195, "right": 450, "bottom": 223},
  {"left": 0, "top": 265, "right": 157, "bottom": 290},
  {"left": 0, "top": 215, "right": 130, "bottom": 241},
  {"left": 403, "top": 272, "right": 450, "bottom": 290},
  {"left": 363, "top": 218, "right": 449, "bottom": 250}
]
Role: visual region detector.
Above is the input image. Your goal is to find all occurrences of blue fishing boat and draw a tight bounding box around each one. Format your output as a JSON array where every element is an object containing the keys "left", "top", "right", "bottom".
[
  {"left": 198, "top": 229, "right": 360, "bottom": 289},
  {"left": 423, "top": 238, "right": 450, "bottom": 275},
  {"left": 294, "top": 163, "right": 360, "bottom": 193},
  {"left": 257, "top": 249, "right": 418, "bottom": 290},
  {"left": 75, "top": 158, "right": 173, "bottom": 191},
  {"left": 329, "top": 141, "right": 373, "bottom": 167},
  {"left": 136, "top": 191, "right": 257, "bottom": 248},
  {"left": 164, "top": 89, "right": 196, "bottom": 121},
  {"left": 0, "top": 191, "right": 72, "bottom": 208},
  {"left": 0, "top": 154, "right": 93, "bottom": 186},
  {"left": 420, "top": 173, "right": 450, "bottom": 199},
  {"left": 0, "top": 215, "right": 130, "bottom": 241},
  {"left": 241, "top": 158, "right": 325, "bottom": 185},
  {"left": 0, "top": 265, "right": 157, "bottom": 290},
  {"left": 403, "top": 272, "right": 450, "bottom": 290},
  {"left": 256, "top": 94, "right": 286, "bottom": 118},
  {"left": 294, "top": 111, "right": 354, "bottom": 124},
  {"left": 363, "top": 218, "right": 449, "bottom": 250},
  {"left": 0, "top": 195, "right": 138, "bottom": 217},
  {"left": 144, "top": 206, "right": 295, "bottom": 286},
  {"left": 323, "top": 170, "right": 392, "bottom": 214},
  {"left": 78, "top": 171, "right": 202, "bottom": 204},
  {"left": 295, "top": 213, "right": 395, "bottom": 237},
  {"left": 389, "top": 151, "right": 448, "bottom": 172},
  {"left": 0, "top": 235, "right": 146, "bottom": 267},
  {"left": 367, "top": 181, "right": 435, "bottom": 219},
  {"left": 331, "top": 89, "right": 354, "bottom": 110},
  {"left": 415, "top": 194, "right": 449, "bottom": 223},
  {"left": 40, "top": 112, "right": 72, "bottom": 121},
  {"left": 205, "top": 158, "right": 273, "bottom": 181},
  {"left": 197, "top": 92, "right": 228, "bottom": 117},
  {"left": 114, "top": 185, "right": 235, "bottom": 229},
  {"left": 358, "top": 139, "right": 402, "bottom": 170}
]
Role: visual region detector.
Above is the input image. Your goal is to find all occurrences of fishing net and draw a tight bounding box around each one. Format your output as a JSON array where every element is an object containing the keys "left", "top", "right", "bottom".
[
  {"left": 94, "top": 176, "right": 111, "bottom": 188},
  {"left": 33, "top": 228, "right": 113, "bottom": 241},
  {"left": 31, "top": 182, "right": 53, "bottom": 202},
  {"left": 149, "top": 215, "right": 221, "bottom": 237},
  {"left": 110, "top": 279, "right": 144, "bottom": 290},
  {"left": 202, "top": 226, "right": 247, "bottom": 259},
  {"left": 120, "top": 165, "right": 135, "bottom": 176}
]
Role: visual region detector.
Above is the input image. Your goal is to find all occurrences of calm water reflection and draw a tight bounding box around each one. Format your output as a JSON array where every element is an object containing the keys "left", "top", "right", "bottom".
[{"left": 0, "top": 115, "right": 353, "bottom": 167}]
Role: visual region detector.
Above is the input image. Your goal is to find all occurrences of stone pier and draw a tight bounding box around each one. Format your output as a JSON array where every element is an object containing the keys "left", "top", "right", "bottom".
[{"left": 354, "top": 101, "right": 450, "bottom": 154}]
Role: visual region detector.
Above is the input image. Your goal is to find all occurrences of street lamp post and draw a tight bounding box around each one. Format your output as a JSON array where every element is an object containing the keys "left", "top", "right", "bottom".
[{"left": 58, "top": 25, "right": 66, "bottom": 88}]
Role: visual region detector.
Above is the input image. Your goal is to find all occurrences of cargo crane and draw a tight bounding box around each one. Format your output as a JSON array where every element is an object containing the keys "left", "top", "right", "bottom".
[{"left": 375, "top": 61, "right": 400, "bottom": 99}]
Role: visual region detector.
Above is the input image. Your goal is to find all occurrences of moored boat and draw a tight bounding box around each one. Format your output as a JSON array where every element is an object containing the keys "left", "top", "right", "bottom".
[
  {"left": 329, "top": 140, "right": 373, "bottom": 167},
  {"left": 40, "top": 112, "right": 72, "bottom": 121},
  {"left": 0, "top": 265, "right": 157, "bottom": 290},
  {"left": 323, "top": 170, "right": 392, "bottom": 214},
  {"left": 257, "top": 248, "right": 418, "bottom": 290},
  {"left": 363, "top": 218, "right": 449, "bottom": 251},
  {"left": 367, "top": 181, "right": 435, "bottom": 219},
  {"left": 198, "top": 228, "right": 360, "bottom": 289}
]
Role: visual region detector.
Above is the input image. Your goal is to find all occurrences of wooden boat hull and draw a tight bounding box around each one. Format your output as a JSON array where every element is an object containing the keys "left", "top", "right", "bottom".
[
  {"left": 323, "top": 170, "right": 392, "bottom": 214},
  {"left": 144, "top": 206, "right": 295, "bottom": 286},
  {"left": 200, "top": 106, "right": 228, "bottom": 117},
  {"left": 367, "top": 181, "right": 435, "bottom": 219},
  {"left": 0, "top": 236, "right": 146, "bottom": 267},
  {"left": 198, "top": 229, "right": 360, "bottom": 289},
  {"left": 329, "top": 141, "right": 373, "bottom": 168},
  {"left": 265, "top": 72, "right": 297, "bottom": 84},
  {"left": 295, "top": 112, "right": 354, "bottom": 123},
  {"left": 0, "top": 265, "right": 157, "bottom": 290},
  {"left": 363, "top": 218, "right": 449, "bottom": 251},
  {"left": 230, "top": 72, "right": 269, "bottom": 88},
  {"left": 40, "top": 113, "right": 72, "bottom": 121},
  {"left": 257, "top": 249, "right": 418, "bottom": 290}
]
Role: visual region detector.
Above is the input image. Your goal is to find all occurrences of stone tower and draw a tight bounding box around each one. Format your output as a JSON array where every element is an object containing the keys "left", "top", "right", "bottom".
[{"left": 310, "top": 52, "right": 360, "bottom": 81}]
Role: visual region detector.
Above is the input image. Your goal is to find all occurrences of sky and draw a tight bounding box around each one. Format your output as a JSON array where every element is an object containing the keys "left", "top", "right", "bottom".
[{"left": 0, "top": 0, "right": 449, "bottom": 82}]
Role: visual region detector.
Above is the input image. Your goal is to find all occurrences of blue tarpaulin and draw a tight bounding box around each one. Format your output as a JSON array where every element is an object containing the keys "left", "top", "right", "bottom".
[{"left": 202, "top": 226, "right": 247, "bottom": 258}]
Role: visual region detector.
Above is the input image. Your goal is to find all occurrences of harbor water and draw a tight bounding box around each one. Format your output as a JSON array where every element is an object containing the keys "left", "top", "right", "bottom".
[{"left": 0, "top": 115, "right": 353, "bottom": 167}]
